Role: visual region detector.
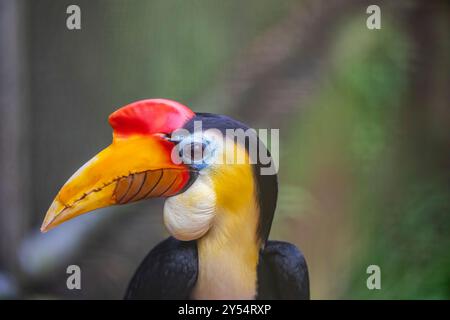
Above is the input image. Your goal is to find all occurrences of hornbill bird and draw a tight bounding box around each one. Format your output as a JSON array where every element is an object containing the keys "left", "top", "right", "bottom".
[{"left": 41, "top": 99, "right": 309, "bottom": 299}]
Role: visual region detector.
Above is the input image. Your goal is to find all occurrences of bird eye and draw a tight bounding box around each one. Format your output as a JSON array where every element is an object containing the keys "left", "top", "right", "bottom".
[{"left": 179, "top": 141, "right": 208, "bottom": 165}]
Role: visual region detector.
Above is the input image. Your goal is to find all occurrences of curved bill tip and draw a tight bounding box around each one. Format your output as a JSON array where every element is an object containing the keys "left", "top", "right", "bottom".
[{"left": 40, "top": 198, "right": 70, "bottom": 233}]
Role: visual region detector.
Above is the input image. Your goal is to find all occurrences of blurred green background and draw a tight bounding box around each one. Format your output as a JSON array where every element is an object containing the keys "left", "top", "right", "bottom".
[{"left": 0, "top": 0, "right": 448, "bottom": 299}]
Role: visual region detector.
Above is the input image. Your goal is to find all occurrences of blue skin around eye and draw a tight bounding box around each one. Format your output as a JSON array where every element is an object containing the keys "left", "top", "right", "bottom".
[
  {"left": 177, "top": 137, "right": 216, "bottom": 171},
  {"left": 190, "top": 140, "right": 214, "bottom": 171},
  {"left": 191, "top": 162, "right": 208, "bottom": 170}
]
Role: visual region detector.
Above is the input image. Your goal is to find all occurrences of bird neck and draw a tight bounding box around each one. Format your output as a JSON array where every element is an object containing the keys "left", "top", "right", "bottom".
[
  {"left": 192, "top": 204, "right": 260, "bottom": 300},
  {"left": 192, "top": 166, "right": 261, "bottom": 299}
]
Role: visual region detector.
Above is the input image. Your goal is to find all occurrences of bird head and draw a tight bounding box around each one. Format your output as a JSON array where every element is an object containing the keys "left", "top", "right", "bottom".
[{"left": 41, "top": 99, "right": 277, "bottom": 245}]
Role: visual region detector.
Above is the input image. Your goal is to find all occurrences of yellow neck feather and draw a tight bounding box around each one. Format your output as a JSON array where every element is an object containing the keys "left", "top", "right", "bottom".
[{"left": 192, "top": 159, "right": 260, "bottom": 299}]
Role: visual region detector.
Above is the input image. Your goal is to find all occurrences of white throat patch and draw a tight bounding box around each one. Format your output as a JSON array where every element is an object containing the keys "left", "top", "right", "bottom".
[{"left": 163, "top": 174, "right": 216, "bottom": 241}]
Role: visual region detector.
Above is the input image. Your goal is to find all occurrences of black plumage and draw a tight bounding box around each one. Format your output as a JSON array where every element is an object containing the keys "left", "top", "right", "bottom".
[
  {"left": 125, "top": 237, "right": 198, "bottom": 299},
  {"left": 125, "top": 237, "right": 309, "bottom": 299},
  {"left": 257, "top": 241, "right": 310, "bottom": 299}
]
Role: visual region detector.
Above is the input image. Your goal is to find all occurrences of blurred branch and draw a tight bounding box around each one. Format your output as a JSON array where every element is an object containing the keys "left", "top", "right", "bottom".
[
  {"left": 401, "top": 0, "right": 450, "bottom": 170},
  {"left": 219, "top": 0, "right": 364, "bottom": 128}
]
